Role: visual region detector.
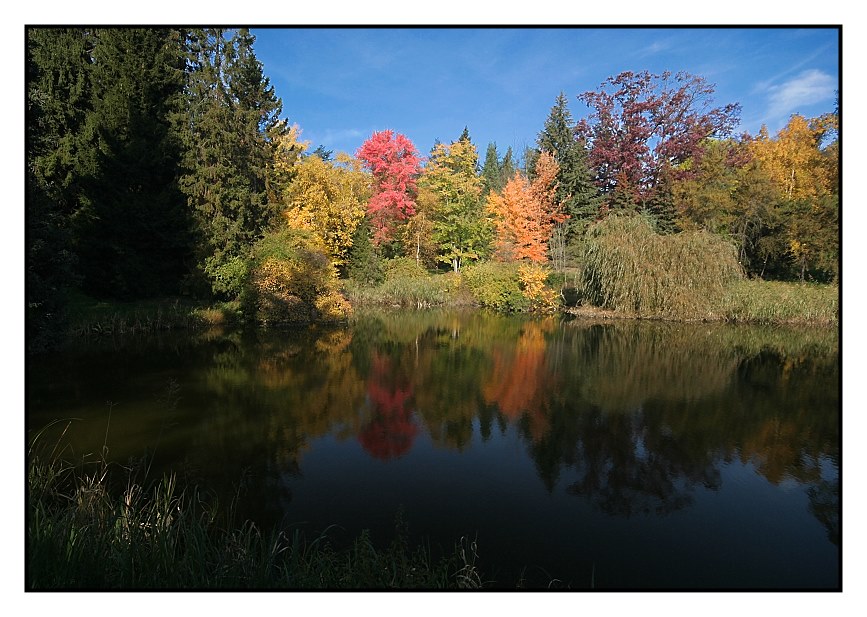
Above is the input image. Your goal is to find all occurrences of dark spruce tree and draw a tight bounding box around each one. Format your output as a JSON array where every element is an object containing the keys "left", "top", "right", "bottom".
[
  {"left": 178, "top": 28, "right": 286, "bottom": 299},
  {"left": 481, "top": 141, "right": 501, "bottom": 197},
  {"left": 499, "top": 146, "right": 516, "bottom": 186},
  {"left": 72, "top": 28, "right": 192, "bottom": 299},
  {"left": 531, "top": 92, "right": 602, "bottom": 239},
  {"left": 26, "top": 28, "right": 95, "bottom": 342}
]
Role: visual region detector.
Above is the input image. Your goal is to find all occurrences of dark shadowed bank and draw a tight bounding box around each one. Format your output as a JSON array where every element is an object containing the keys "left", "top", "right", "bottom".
[{"left": 27, "top": 436, "right": 487, "bottom": 590}]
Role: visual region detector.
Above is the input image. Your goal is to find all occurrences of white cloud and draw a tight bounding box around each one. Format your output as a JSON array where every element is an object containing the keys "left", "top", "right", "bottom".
[
  {"left": 765, "top": 68, "right": 836, "bottom": 119},
  {"left": 638, "top": 39, "right": 673, "bottom": 57},
  {"left": 310, "top": 128, "right": 367, "bottom": 151}
]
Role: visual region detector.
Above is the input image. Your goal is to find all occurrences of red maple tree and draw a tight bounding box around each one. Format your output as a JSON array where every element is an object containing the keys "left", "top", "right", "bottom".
[
  {"left": 576, "top": 70, "right": 741, "bottom": 207},
  {"left": 356, "top": 130, "right": 422, "bottom": 244}
]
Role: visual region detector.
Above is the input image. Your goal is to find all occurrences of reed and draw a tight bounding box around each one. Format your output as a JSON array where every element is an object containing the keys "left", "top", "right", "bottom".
[{"left": 27, "top": 434, "right": 484, "bottom": 589}]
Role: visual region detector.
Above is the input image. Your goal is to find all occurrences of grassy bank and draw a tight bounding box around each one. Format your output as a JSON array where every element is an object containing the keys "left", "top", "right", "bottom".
[
  {"left": 63, "top": 293, "right": 243, "bottom": 336},
  {"left": 27, "top": 436, "right": 484, "bottom": 590},
  {"left": 720, "top": 279, "right": 839, "bottom": 325},
  {"left": 575, "top": 215, "right": 838, "bottom": 326}
]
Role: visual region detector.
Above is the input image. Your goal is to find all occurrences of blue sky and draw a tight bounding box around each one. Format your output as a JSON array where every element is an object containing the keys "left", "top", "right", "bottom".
[{"left": 250, "top": 27, "right": 839, "bottom": 162}]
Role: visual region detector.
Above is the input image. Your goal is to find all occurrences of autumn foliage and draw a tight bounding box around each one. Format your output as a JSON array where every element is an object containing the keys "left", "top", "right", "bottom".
[
  {"left": 577, "top": 70, "right": 741, "bottom": 208},
  {"left": 487, "top": 152, "right": 567, "bottom": 263},
  {"left": 356, "top": 130, "right": 422, "bottom": 245}
]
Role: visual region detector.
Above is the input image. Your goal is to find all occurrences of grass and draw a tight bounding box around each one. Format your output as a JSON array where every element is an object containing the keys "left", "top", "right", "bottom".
[
  {"left": 59, "top": 292, "right": 243, "bottom": 340},
  {"left": 721, "top": 279, "right": 839, "bottom": 326},
  {"left": 343, "top": 265, "right": 473, "bottom": 309},
  {"left": 27, "top": 429, "right": 485, "bottom": 590}
]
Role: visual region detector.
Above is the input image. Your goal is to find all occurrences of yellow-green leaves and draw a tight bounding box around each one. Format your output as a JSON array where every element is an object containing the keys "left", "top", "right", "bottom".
[{"left": 280, "top": 152, "right": 369, "bottom": 267}]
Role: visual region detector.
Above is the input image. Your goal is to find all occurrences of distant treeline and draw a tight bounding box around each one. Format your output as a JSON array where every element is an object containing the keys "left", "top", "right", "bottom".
[{"left": 26, "top": 28, "right": 839, "bottom": 345}]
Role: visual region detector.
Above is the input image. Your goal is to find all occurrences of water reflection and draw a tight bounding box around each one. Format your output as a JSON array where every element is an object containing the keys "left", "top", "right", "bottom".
[
  {"left": 27, "top": 310, "right": 840, "bottom": 584},
  {"left": 358, "top": 353, "right": 419, "bottom": 460}
]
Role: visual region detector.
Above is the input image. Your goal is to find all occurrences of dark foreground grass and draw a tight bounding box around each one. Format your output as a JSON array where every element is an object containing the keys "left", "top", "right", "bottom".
[{"left": 27, "top": 431, "right": 483, "bottom": 590}]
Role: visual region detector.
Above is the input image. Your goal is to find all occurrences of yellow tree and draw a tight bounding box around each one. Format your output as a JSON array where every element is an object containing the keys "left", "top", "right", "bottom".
[
  {"left": 750, "top": 115, "right": 833, "bottom": 201},
  {"left": 282, "top": 152, "right": 370, "bottom": 267},
  {"left": 750, "top": 114, "right": 838, "bottom": 280},
  {"left": 268, "top": 122, "right": 309, "bottom": 203}
]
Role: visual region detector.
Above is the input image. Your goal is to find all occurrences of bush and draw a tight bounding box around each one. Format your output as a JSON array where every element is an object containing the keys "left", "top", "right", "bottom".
[
  {"left": 383, "top": 256, "right": 430, "bottom": 281},
  {"left": 247, "top": 229, "right": 351, "bottom": 326},
  {"left": 461, "top": 262, "right": 529, "bottom": 312},
  {"left": 581, "top": 214, "right": 744, "bottom": 320},
  {"left": 518, "top": 263, "right": 559, "bottom": 312}
]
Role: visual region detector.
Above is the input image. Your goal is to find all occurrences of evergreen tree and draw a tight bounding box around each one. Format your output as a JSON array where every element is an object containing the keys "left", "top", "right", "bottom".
[
  {"left": 311, "top": 144, "right": 333, "bottom": 161},
  {"left": 26, "top": 28, "right": 94, "bottom": 336},
  {"left": 481, "top": 141, "right": 501, "bottom": 196},
  {"left": 499, "top": 146, "right": 516, "bottom": 186},
  {"left": 178, "top": 28, "right": 286, "bottom": 298},
  {"left": 73, "top": 28, "right": 191, "bottom": 298},
  {"left": 532, "top": 92, "right": 602, "bottom": 239}
]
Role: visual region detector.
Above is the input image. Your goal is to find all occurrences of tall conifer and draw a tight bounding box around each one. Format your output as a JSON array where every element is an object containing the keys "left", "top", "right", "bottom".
[
  {"left": 532, "top": 92, "right": 601, "bottom": 239},
  {"left": 178, "top": 28, "right": 286, "bottom": 297}
]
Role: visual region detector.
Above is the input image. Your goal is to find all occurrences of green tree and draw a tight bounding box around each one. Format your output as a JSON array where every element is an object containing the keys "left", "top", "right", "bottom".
[
  {"left": 480, "top": 142, "right": 502, "bottom": 197},
  {"left": 179, "top": 28, "right": 286, "bottom": 298},
  {"left": 26, "top": 28, "right": 95, "bottom": 340},
  {"left": 674, "top": 139, "right": 780, "bottom": 276},
  {"left": 529, "top": 92, "right": 603, "bottom": 266},
  {"left": 418, "top": 139, "right": 492, "bottom": 272},
  {"left": 72, "top": 28, "right": 191, "bottom": 299},
  {"left": 499, "top": 146, "right": 516, "bottom": 189}
]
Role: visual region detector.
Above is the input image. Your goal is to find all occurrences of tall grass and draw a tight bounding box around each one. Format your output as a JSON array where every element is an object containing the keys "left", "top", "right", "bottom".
[
  {"left": 27, "top": 432, "right": 484, "bottom": 589},
  {"left": 721, "top": 279, "right": 839, "bottom": 325},
  {"left": 63, "top": 293, "right": 242, "bottom": 339},
  {"left": 343, "top": 258, "right": 471, "bottom": 308},
  {"left": 581, "top": 214, "right": 744, "bottom": 320}
]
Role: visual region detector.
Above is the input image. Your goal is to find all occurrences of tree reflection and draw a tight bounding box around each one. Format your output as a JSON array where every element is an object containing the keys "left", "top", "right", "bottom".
[
  {"left": 482, "top": 320, "right": 556, "bottom": 442},
  {"left": 358, "top": 354, "right": 418, "bottom": 460},
  {"left": 555, "top": 408, "right": 722, "bottom": 515}
]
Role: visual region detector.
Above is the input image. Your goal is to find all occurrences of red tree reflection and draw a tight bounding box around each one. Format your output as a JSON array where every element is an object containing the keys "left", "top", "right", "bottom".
[{"left": 358, "top": 354, "right": 418, "bottom": 460}]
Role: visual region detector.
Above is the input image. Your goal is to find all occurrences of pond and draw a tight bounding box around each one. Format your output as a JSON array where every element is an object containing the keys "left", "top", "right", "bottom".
[{"left": 26, "top": 309, "right": 840, "bottom": 589}]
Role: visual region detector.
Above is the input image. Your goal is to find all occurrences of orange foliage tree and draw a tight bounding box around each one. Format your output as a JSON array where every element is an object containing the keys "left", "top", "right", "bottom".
[{"left": 486, "top": 152, "right": 567, "bottom": 262}]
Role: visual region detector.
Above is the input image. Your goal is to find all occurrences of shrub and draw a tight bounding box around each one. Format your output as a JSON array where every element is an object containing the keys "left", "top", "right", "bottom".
[
  {"left": 461, "top": 262, "right": 529, "bottom": 312},
  {"left": 383, "top": 256, "right": 430, "bottom": 281},
  {"left": 247, "top": 229, "right": 351, "bottom": 326},
  {"left": 518, "top": 263, "right": 559, "bottom": 312},
  {"left": 581, "top": 214, "right": 744, "bottom": 320}
]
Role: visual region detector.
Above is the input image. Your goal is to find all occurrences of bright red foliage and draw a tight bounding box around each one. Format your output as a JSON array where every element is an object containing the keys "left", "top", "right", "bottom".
[
  {"left": 356, "top": 130, "right": 422, "bottom": 244},
  {"left": 576, "top": 71, "right": 741, "bottom": 207}
]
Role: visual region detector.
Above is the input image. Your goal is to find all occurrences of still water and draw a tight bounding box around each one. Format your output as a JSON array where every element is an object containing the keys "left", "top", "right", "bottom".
[{"left": 27, "top": 310, "right": 840, "bottom": 589}]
